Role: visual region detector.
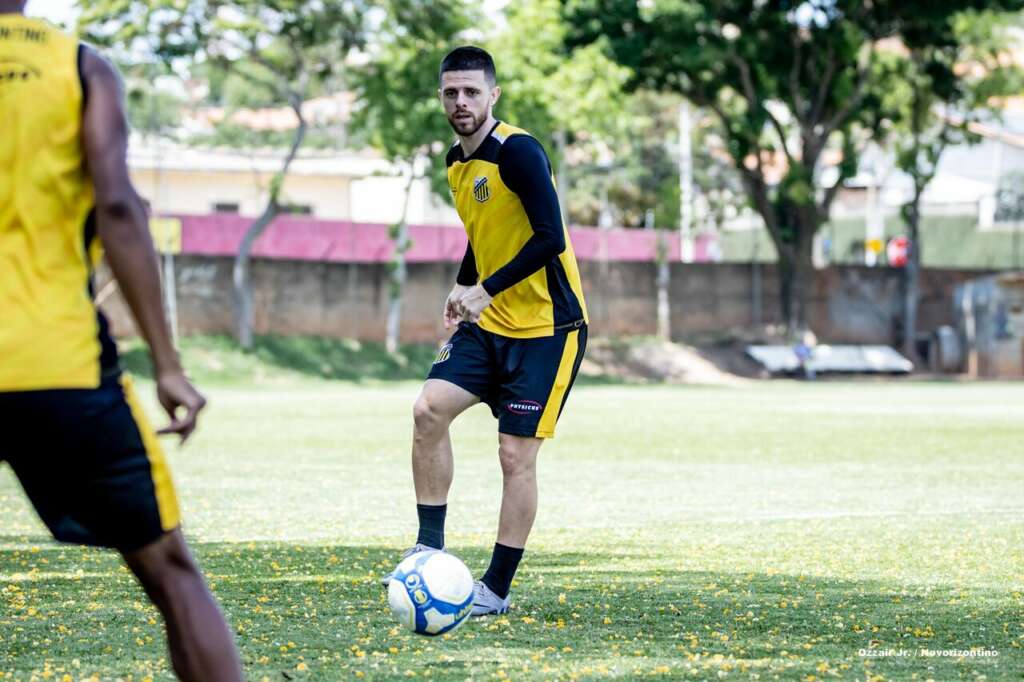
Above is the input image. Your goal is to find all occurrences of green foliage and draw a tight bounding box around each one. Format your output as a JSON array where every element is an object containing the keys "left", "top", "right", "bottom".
[
  {"left": 124, "top": 80, "right": 183, "bottom": 137},
  {"left": 80, "top": 0, "right": 375, "bottom": 160},
  {"left": 881, "top": 8, "right": 1024, "bottom": 221},
  {"left": 80, "top": 1, "right": 371, "bottom": 84},
  {"left": 349, "top": 0, "right": 474, "bottom": 202},
  {"left": 490, "top": 0, "right": 630, "bottom": 151},
  {"left": 566, "top": 0, "right": 1024, "bottom": 324},
  {"left": 119, "top": 334, "right": 440, "bottom": 383}
]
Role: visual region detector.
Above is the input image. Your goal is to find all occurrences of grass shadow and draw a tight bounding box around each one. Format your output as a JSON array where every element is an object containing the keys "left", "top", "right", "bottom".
[{"left": 0, "top": 538, "right": 1019, "bottom": 680}]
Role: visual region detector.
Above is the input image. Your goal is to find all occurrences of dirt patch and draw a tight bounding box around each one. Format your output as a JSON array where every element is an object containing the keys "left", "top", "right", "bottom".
[{"left": 580, "top": 337, "right": 759, "bottom": 386}]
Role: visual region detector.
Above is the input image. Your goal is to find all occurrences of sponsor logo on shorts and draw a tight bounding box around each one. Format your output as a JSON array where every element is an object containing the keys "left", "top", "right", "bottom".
[
  {"left": 507, "top": 399, "right": 543, "bottom": 415},
  {"left": 433, "top": 343, "right": 453, "bottom": 364}
]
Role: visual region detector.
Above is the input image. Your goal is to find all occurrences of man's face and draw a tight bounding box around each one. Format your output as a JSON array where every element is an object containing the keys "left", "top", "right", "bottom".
[{"left": 439, "top": 70, "right": 500, "bottom": 137}]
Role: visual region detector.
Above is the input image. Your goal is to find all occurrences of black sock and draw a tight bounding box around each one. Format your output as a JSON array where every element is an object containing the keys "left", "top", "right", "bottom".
[
  {"left": 415, "top": 504, "right": 446, "bottom": 549},
  {"left": 481, "top": 543, "right": 524, "bottom": 599}
]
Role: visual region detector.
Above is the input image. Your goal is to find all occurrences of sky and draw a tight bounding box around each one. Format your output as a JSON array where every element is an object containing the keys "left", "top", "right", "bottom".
[{"left": 24, "top": 0, "right": 78, "bottom": 27}]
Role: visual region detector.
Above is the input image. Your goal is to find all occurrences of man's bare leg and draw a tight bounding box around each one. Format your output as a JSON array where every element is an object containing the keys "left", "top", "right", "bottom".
[
  {"left": 122, "top": 529, "right": 243, "bottom": 682},
  {"left": 410, "top": 379, "right": 479, "bottom": 548},
  {"left": 476, "top": 433, "right": 544, "bottom": 609},
  {"left": 495, "top": 433, "right": 543, "bottom": 547}
]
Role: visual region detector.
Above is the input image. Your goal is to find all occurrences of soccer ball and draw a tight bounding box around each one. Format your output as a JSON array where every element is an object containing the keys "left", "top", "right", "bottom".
[{"left": 387, "top": 550, "right": 474, "bottom": 636}]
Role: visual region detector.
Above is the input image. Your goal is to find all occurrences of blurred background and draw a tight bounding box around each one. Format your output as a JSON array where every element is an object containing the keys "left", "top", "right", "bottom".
[{"left": 27, "top": 0, "right": 1024, "bottom": 380}]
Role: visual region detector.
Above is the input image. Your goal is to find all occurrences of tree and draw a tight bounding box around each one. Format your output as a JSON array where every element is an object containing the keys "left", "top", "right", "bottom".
[
  {"left": 350, "top": 0, "right": 473, "bottom": 354},
  {"left": 882, "top": 10, "right": 1023, "bottom": 360},
  {"left": 565, "top": 0, "right": 1023, "bottom": 331},
  {"left": 489, "top": 0, "right": 631, "bottom": 224},
  {"left": 80, "top": 0, "right": 373, "bottom": 349}
]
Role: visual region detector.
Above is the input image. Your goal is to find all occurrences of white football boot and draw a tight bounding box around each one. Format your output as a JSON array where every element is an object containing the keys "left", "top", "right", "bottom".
[
  {"left": 470, "top": 580, "right": 512, "bottom": 616},
  {"left": 379, "top": 543, "right": 444, "bottom": 587}
]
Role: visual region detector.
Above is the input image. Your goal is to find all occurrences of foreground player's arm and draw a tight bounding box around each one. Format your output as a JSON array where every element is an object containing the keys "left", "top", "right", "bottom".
[
  {"left": 458, "top": 136, "right": 565, "bottom": 321},
  {"left": 80, "top": 46, "right": 206, "bottom": 442}
]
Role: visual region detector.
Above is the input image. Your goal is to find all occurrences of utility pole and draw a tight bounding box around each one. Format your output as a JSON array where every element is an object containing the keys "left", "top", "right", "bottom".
[{"left": 678, "top": 101, "right": 694, "bottom": 263}]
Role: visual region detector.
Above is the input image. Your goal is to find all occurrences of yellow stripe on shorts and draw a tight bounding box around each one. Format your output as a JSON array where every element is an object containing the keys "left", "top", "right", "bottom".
[
  {"left": 535, "top": 330, "right": 580, "bottom": 438},
  {"left": 120, "top": 374, "right": 181, "bottom": 531}
]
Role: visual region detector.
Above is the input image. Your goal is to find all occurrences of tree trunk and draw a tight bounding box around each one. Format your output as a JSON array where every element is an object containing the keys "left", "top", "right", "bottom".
[
  {"left": 385, "top": 170, "right": 418, "bottom": 355},
  {"left": 232, "top": 96, "right": 307, "bottom": 350},
  {"left": 233, "top": 205, "right": 280, "bottom": 349},
  {"left": 777, "top": 224, "right": 816, "bottom": 334},
  {"left": 655, "top": 231, "right": 670, "bottom": 341}
]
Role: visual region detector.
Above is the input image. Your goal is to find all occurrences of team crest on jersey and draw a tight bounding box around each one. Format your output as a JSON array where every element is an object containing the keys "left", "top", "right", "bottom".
[
  {"left": 433, "top": 343, "right": 453, "bottom": 364},
  {"left": 473, "top": 176, "right": 491, "bottom": 203}
]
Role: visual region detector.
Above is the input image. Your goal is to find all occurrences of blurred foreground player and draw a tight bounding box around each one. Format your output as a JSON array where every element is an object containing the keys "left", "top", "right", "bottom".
[{"left": 0, "top": 3, "right": 242, "bottom": 679}]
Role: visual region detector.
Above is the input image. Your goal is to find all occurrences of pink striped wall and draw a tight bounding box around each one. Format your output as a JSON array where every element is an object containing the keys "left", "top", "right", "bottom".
[{"left": 175, "top": 214, "right": 717, "bottom": 262}]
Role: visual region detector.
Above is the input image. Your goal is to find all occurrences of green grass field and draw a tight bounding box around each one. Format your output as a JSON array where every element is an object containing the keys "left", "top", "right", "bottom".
[{"left": 1, "top": 356, "right": 1023, "bottom": 680}]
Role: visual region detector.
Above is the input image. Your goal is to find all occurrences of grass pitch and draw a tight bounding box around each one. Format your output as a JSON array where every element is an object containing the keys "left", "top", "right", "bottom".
[{"left": 1, "top": 348, "right": 1022, "bottom": 680}]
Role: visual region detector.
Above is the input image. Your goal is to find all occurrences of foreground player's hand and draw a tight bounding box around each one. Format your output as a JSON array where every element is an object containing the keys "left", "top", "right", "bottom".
[
  {"left": 457, "top": 285, "right": 494, "bottom": 323},
  {"left": 155, "top": 371, "right": 207, "bottom": 444},
  {"left": 444, "top": 284, "right": 471, "bottom": 329}
]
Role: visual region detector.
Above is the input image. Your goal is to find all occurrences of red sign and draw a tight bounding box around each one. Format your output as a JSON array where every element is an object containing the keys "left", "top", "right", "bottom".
[{"left": 887, "top": 235, "right": 909, "bottom": 267}]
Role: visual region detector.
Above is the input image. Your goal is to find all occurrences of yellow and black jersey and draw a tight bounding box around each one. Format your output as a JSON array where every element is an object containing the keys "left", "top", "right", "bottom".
[
  {"left": 0, "top": 15, "right": 117, "bottom": 391},
  {"left": 446, "top": 121, "right": 588, "bottom": 338}
]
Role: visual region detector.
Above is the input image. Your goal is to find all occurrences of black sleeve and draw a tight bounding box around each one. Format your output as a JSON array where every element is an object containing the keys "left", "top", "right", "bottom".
[
  {"left": 456, "top": 241, "right": 478, "bottom": 286},
  {"left": 481, "top": 135, "right": 566, "bottom": 296}
]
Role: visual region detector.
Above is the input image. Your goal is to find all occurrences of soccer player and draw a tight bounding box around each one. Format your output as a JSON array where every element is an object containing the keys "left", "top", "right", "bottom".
[
  {"left": 0, "top": 4, "right": 243, "bottom": 679},
  {"left": 385, "top": 46, "right": 588, "bottom": 616}
]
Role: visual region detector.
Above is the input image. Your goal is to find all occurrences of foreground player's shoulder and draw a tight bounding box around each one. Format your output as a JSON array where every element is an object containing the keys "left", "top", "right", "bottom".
[{"left": 78, "top": 43, "right": 123, "bottom": 99}]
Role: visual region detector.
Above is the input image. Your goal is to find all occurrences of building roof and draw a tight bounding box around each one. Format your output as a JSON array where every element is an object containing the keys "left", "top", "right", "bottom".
[{"left": 128, "top": 137, "right": 392, "bottom": 177}]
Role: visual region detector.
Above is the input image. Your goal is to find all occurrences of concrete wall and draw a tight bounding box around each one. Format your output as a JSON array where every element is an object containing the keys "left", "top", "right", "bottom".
[{"left": 99, "top": 256, "right": 987, "bottom": 346}]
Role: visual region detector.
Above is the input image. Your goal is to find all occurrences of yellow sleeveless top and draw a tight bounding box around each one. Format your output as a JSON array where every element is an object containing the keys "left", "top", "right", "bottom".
[
  {"left": 0, "top": 15, "right": 112, "bottom": 390},
  {"left": 446, "top": 122, "right": 588, "bottom": 338}
]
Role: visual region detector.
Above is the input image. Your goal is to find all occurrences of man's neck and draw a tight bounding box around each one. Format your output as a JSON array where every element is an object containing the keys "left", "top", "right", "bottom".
[{"left": 458, "top": 116, "right": 498, "bottom": 158}]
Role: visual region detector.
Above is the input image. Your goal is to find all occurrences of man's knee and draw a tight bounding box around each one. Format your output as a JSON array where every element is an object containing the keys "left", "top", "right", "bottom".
[
  {"left": 498, "top": 439, "right": 539, "bottom": 479},
  {"left": 413, "top": 392, "right": 451, "bottom": 437},
  {"left": 124, "top": 531, "right": 202, "bottom": 601}
]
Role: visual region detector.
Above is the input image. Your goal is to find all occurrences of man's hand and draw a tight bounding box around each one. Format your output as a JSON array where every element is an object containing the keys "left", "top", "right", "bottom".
[
  {"left": 444, "top": 284, "right": 471, "bottom": 329},
  {"left": 457, "top": 284, "right": 494, "bottom": 323},
  {"left": 155, "top": 371, "right": 207, "bottom": 444}
]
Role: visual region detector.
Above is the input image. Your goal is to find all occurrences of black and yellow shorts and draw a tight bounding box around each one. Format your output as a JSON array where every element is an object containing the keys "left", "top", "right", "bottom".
[
  {"left": 427, "top": 321, "right": 588, "bottom": 439},
  {"left": 0, "top": 374, "right": 180, "bottom": 551}
]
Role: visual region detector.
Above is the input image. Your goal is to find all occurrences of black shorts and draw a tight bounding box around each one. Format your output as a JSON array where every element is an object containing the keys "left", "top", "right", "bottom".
[
  {"left": 427, "top": 321, "right": 588, "bottom": 438},
  {"left": 0, "top": 374, "right": 180, "bottom": 551}
]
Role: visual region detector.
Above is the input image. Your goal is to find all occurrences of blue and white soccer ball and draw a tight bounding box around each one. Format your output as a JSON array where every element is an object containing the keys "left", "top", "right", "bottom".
[{"left": 386, "top": 550, "right": 474, "bottom": 636}]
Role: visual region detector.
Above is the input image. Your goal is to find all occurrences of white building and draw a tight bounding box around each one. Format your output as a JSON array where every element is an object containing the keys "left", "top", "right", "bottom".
[{"left": 129, "top": 138, "right": 460, "bottom": 225}]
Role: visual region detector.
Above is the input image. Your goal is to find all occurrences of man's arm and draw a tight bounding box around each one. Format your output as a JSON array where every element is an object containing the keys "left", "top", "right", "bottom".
[
  {"left": 80, "top": 45, "right": 205, "bottom": 441},
  {"left": 456, "top": 242, "right": 478, "bottom": 286},
  {"left": 481, "top": 135, "right": 565, "bottom": 295}
]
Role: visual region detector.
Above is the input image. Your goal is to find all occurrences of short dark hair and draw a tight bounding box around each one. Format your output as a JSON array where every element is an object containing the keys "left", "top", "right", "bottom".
[{"left": 439, "top": 46, "right": 496, "bottom": 86}]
